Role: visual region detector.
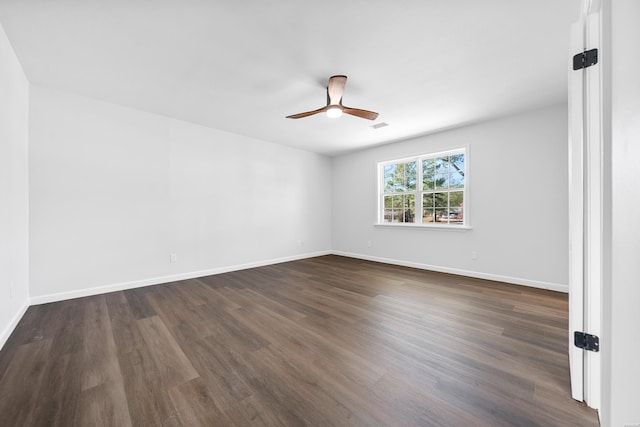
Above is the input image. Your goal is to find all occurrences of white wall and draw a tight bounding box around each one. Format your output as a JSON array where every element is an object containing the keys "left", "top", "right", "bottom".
[
  {"left": 332, "top": 104, "right": 569, "bottom": 291},
  {"left": 0, "top": 22, "right": 29, "bottom": 349},
  {"left": 601, "top": 0, "right": 640, "bottom": 425},
  {"left": 28, "top": 86, "right": 332, "bottom": 302}
]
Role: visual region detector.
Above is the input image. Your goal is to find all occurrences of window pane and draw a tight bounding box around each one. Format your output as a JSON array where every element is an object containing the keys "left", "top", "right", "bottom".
[
  {"left": 383, "top": 194, "right": 415, "bottom": 222},
  {"left": 403, "top": 194, "right": 415, "bottom": 222},
  {"left": 422, "top": 159, "right": 435, "bottom": 190},
  {"left": 392, "top": 195, "right": 402, "bottom": 209},
  {"left": 448, "top": 215, "right": 463, "bottom": 224},
  {"left": 393, "top": 208, "right": 411, "bottom": 222},
  {"left": 434, "top": 192, "right": 448, "bottom": 208},
  {"left": 449, "top": 170, "right": 464, "bottom": 188},
  {"left": 436, "top": 156, "right": 450, "bottom": 173},
  {"left": 450, "top": 153, "right": 464, "bottom": 172},
  {"left": 422, "top": 193, "right": 434, "bottom": 209},
  {"left": 406, "top": 176, "right": 416, "bottom": 190},
  {"left": 435, "top": 174, "right": 448, "bottom": 190},
  {"left": 434, "top": 208, "right": 447, "bottom": 223},
  {"left": 406, "top": 161, "right": 417, "bottom": 190},
  {"left": 423, "top": 176, "right": 435, "bottom": 191},
  {"left": 422, "top": 208, "right": 435, "bottom": 223},
  {"left": 392, "top": 164, "right": 407, "bottom": 192},
  {"left": 446, "top": 211, "right": 463, "bottom": 223},
  {"left": 383, "top": 195, "right": 393, "bottom": 222},
  {"left": 383, "top": 165, "right": 396, "bottom": 192},
  {"left": 450, "top": 191, "right": 464, "bottom": 209},
  {"left": 390, "top": 194, "right": 414, "bottom": 223},
  {"left": 439, "top": 209, "right": 458, "bottom": 224},
  {"left": 384, "top": 161, "right": 417, "bottom": 193},
  {"left": 384, "top": 196, "right": 392, "bottom": 209},
  {"left": 422, "top": 158, "right": 435, "bottom": 175}
]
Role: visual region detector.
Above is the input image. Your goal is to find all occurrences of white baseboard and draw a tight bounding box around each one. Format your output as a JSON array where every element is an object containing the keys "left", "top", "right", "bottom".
[
  {"left": 5, "top": 250, "right": 564, "bottom": 350},
  {"left": 30, "top": 250, "right": 332, "bottom": 305},
  {"left": 28, "top": 247, "right": 567, "bottom": 307},
  {"left": 0, "top": 299, "right": 30, "bottom": 351},
  {"left": 331, "top": 251, "right": 569, "bottom": 293}
]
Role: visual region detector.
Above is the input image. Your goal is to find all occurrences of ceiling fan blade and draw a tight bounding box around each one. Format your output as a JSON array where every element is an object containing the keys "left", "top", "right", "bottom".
[
  {"left": 286, "top": 106, "right": 328, "bottom": 119},
  {"left": 286, "top": 75, "right": 377, "bottom": 120},
  {"left": 327, "top": 75, "right": 347, "bottom": 105},
  {"left": 342, "top": 107, "right": 379, "bottom": 120}
]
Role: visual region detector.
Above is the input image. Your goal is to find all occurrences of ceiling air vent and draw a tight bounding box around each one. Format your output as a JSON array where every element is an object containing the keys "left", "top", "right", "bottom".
[{"left": 371, "top": 122, "right": 389, "bottom": 129}]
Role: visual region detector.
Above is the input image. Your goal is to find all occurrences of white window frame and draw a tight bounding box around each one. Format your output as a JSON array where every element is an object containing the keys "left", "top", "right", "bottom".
[{"left": 377, "top": 148, "right": 469, "bottom": 228}]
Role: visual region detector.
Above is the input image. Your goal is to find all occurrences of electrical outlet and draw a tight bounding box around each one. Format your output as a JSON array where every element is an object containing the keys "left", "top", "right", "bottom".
[
  {"left": 367, "top": 240, "right": 372, "bottom": 248},
  {"left": 298, "top": 240, "right": 305, "bottom": 247},
  {"left": 471, "top": 251, "right": 478, "bottom": 260},
  {"left": 170, "top": 253, "right": 178, "bottom": 263}
]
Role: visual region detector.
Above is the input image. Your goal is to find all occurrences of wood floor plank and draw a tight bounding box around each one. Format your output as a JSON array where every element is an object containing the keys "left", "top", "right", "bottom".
[
  {"left": 136, "top": 316, "right": 199, "bottom": 388},
  {"left": 117, "top": 344, "right": 180, "bottom": 426},
  {"left": 80, "top": 296, "right": 125, "bottom": 391},
  {"left": 171, "top": 279, "right": 213, "bottom": 307},
  {"left": 168, "top": 325, "right": 268, "bottom": 425},
  {"left": 228, "top": 304, "right": 387, "bottom": 387},
  {"left": 0, "top": 255, "right": 599, "bottom": 426},
  {"left": 146, "top": 287, "right": 214, "bottom": 339},
  {"left": 76, "top": 296, "right": 132, "bottom": 426},
  {"left": 106, "top": 292, "right": 146, "bottom": 355},
  {"left": 246, "top": 345, "right": 369, "bottom": 426},
  {"left": 167, "top": 377, "right": 231, "bottom": 426},
  {"left": 76, "top": 380, "right": 133, "bottom": 427},
  {"left": 123, "top": 287, "right": 157, "bottom": 320},
  {"left": 371, "top": 372, "right": 496, "bottom": 427},
  {"left": 29, "top": 351, "right": 83, "bottom": 426},
  {"left": 0, "top": 339, "right": 53, "bottom": 426}
]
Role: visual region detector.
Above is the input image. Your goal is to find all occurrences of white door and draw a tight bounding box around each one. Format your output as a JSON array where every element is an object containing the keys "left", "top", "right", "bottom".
[{"left": 568, "top": 6, "right": 601, "bottom": 409}]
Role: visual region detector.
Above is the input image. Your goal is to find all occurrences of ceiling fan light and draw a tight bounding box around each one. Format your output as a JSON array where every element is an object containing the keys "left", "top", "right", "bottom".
[{"left": 326, "top": 106, "right": 343, "bottom": 118}]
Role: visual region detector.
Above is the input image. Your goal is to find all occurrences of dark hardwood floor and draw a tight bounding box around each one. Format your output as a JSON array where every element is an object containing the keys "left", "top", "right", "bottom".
[{"left": 0, "top": 255, "right": 599, "bottom": 426}]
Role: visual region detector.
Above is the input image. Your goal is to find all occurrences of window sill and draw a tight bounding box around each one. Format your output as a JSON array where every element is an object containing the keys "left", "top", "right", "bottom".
[{"left": 374, "top": 223, "right": 472, "bottom": 231}]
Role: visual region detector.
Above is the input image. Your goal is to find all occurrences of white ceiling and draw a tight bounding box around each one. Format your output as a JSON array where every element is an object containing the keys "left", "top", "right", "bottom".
[{"left": 0, "top": 1, "right": 581, "bottom": 156}]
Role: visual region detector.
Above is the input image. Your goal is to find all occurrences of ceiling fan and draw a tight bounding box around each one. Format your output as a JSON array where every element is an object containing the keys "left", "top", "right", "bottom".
[{"left": 286, "top": 75, "right": 379, "bottom": 121}]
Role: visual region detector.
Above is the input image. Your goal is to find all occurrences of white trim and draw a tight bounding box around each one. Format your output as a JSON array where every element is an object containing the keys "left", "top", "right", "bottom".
[
  {"left": 373, "top": 223, "right": 472, "bottom": 231},
  {"left": 583, "top": 10, "right": 602, "bottom": 411},
  {"left": 377, "top": 147, "right": 466, "bottom": 167},
  {"left": 332, "top": 251, "right": 569, "bottom": 293},
  {"left": 30, "top": 251, "right": 331, "bottom": 305},
  {"left": 569, "top": 16, "right": 586, "bottom": 403},
  {"left": 568, "top": 4, "right": 602, "bottom": 410},
  {"left": 0, "top": 299, "right": 30, "bottom": 351}
]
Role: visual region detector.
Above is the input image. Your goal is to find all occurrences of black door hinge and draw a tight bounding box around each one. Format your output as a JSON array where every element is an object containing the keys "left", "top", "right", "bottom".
[
  {"left": 573, "top": 49, "right": 598, "bottom": 70},
  {"left": 574, "top": 331, "right": 600, "bottom": 352}
]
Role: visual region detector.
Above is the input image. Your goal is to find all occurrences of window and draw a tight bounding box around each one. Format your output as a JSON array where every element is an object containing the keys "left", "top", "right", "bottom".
[{"left": 379, "top": 149, "right": 466, "bottom": 226}]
